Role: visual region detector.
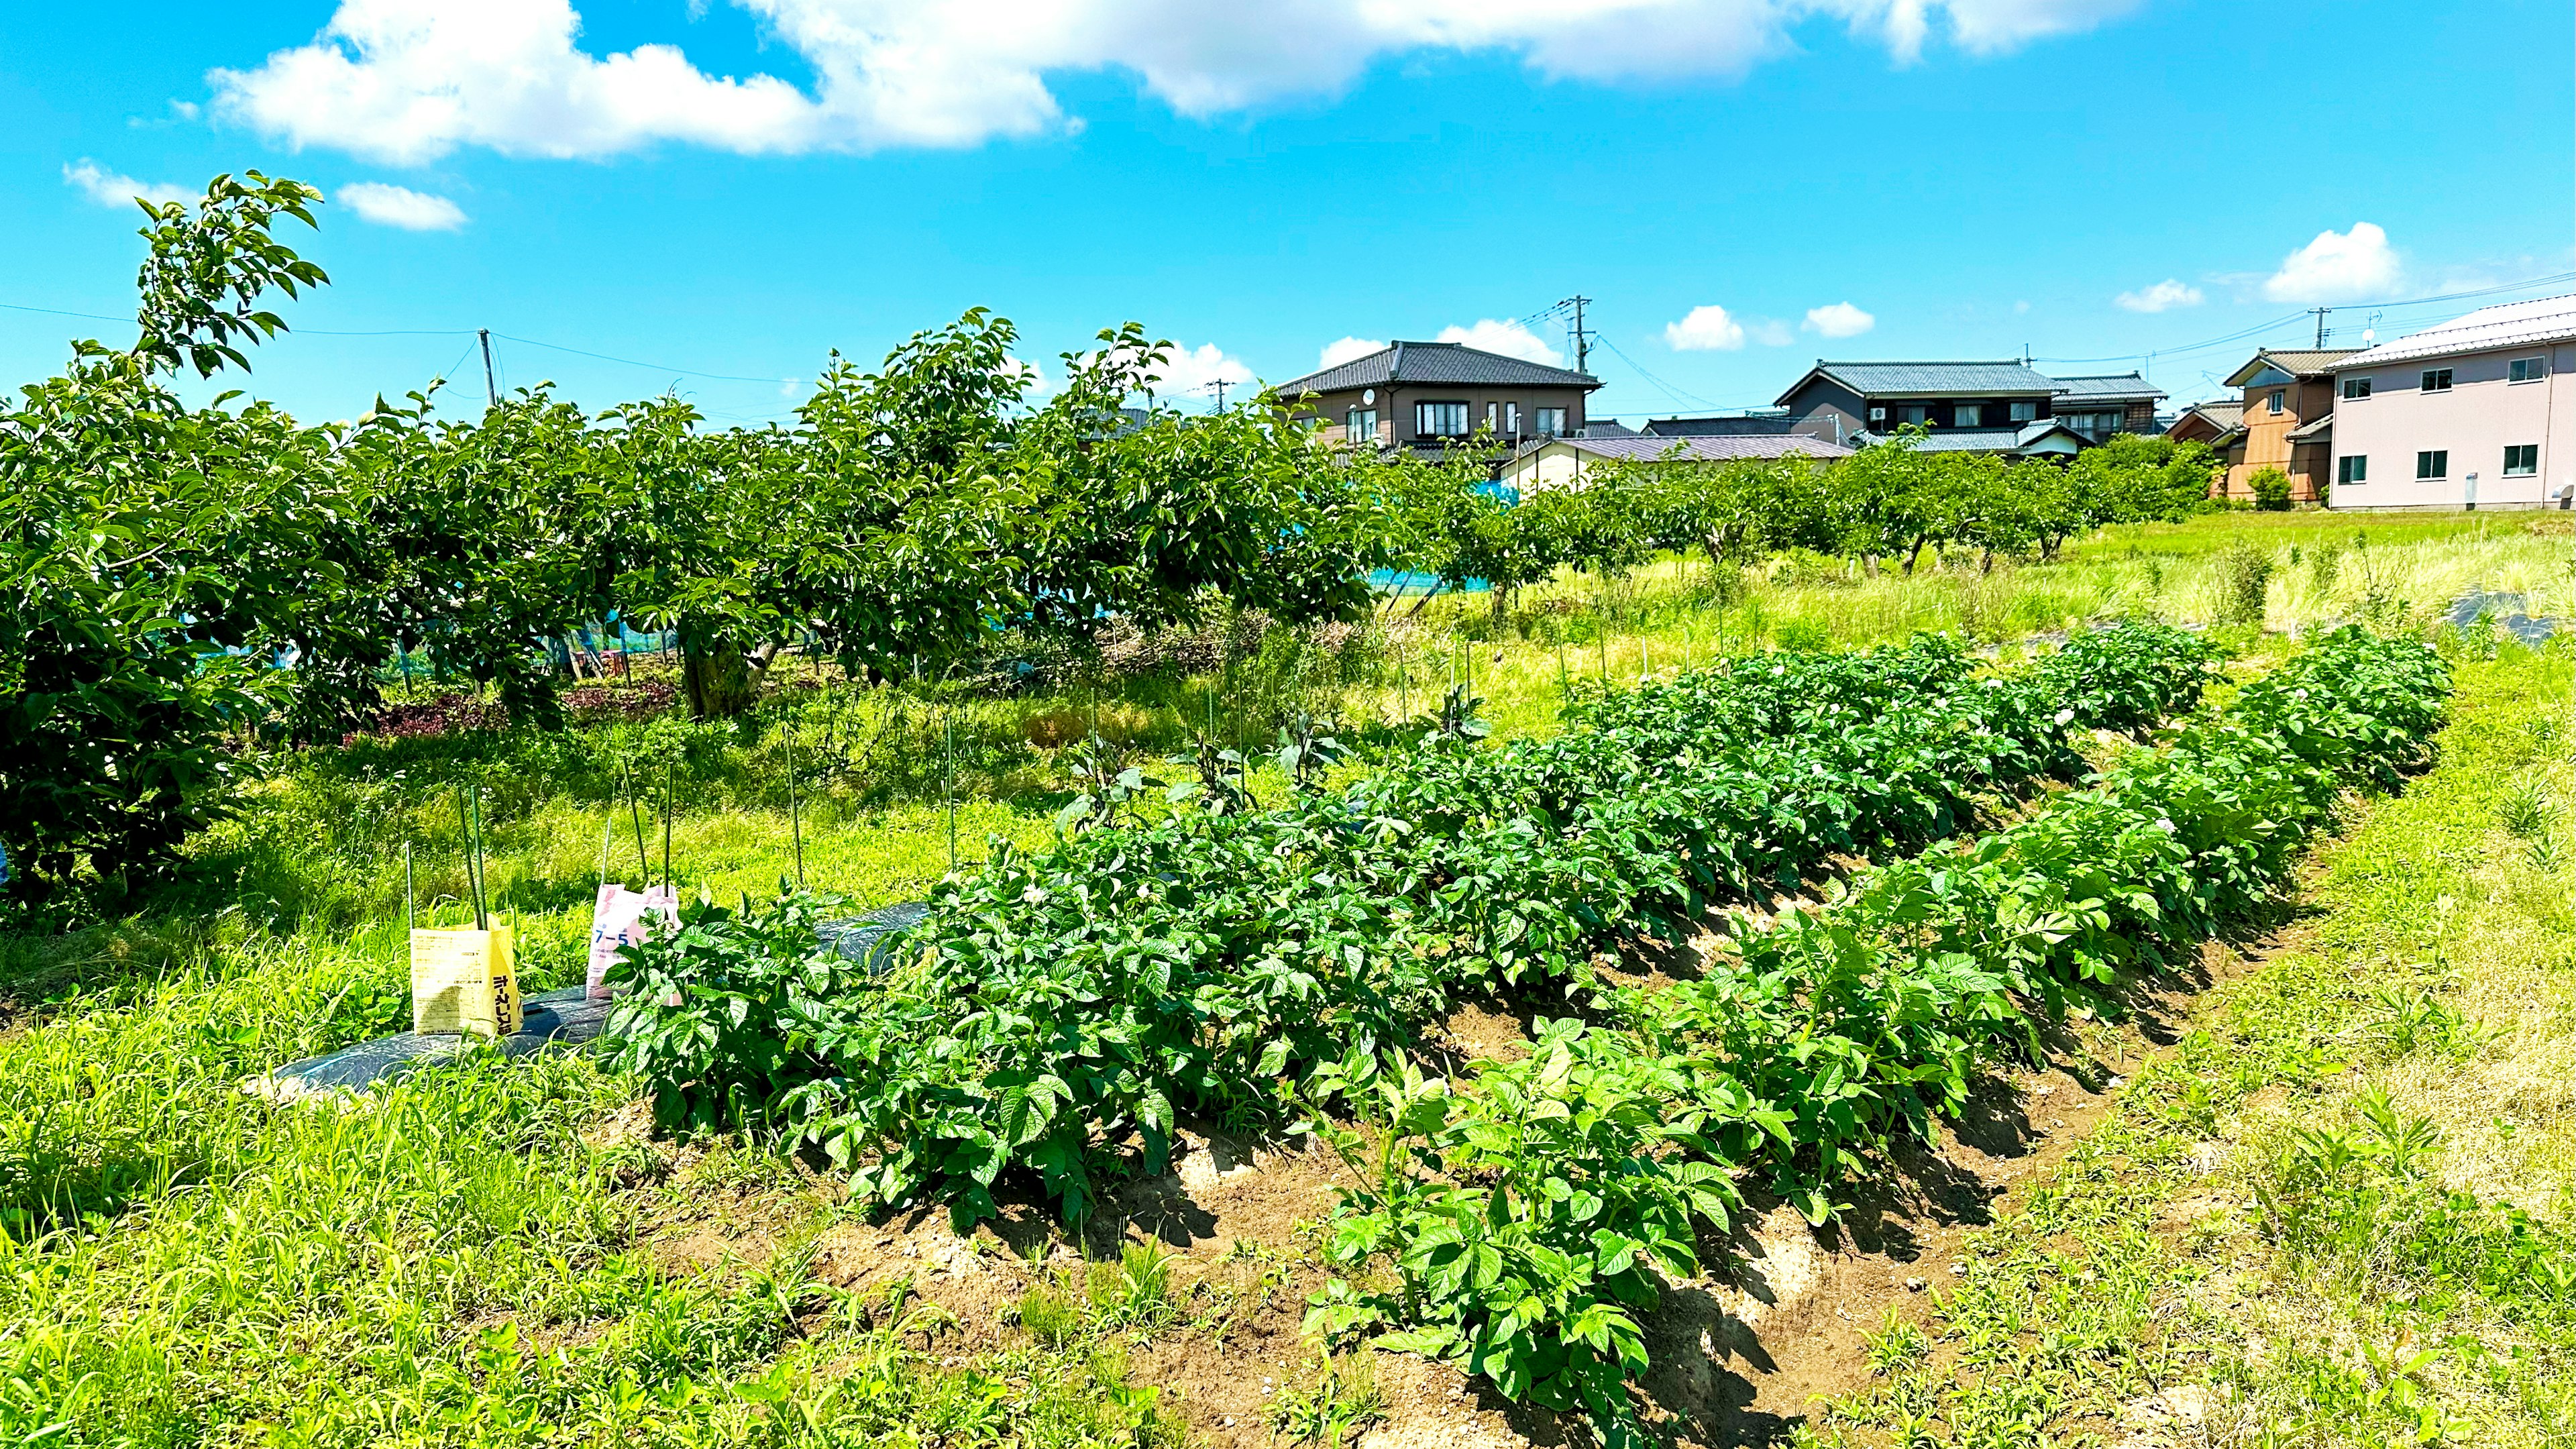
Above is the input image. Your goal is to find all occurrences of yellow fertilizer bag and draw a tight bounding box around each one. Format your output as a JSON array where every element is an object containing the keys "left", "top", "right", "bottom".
[{"left": 411, "top": 925, "right": 523, "bottom": 1037}]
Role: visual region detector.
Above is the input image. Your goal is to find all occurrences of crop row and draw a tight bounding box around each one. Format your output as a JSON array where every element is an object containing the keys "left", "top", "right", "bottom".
[
  {"left": 1301, "top": 627, "right": 2451, "bottom": 1428},
  {"left": 610, "top": 624, "right": 2214, "bottom": 1225}
]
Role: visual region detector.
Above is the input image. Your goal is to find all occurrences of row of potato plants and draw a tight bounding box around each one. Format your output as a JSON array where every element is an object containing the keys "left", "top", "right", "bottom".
[
  {"left": 1300, "top": 626, "right": 2451, "bottom": 1430},
  {"left": 610, "top": 624, "right": 2213, "bottom": 1226}
]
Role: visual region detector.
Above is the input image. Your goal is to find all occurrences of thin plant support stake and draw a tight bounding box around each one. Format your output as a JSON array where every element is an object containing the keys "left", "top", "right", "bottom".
[
  {"left": 662, "top": 759, "right": 674, "bottom": 893},
  {"left": 628, "top": 771, "right": 650, "bottom": 890},
  {"left": 403, "top": 841, "right": 414, "bottom": 936},
  {"left": 786, "top": 720, "right": 806, "bottom": 888},
  {"left": 455, "top": 787, "right": 489, "bottom": 931},
  {"left": 944, "top": 700, "right": 957, "bottom": 875}
]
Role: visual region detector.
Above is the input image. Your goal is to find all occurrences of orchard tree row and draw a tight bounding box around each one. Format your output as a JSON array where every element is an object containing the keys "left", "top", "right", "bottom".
[{"left": 1, "top": 174, "right": 2222, "bottom": 894}]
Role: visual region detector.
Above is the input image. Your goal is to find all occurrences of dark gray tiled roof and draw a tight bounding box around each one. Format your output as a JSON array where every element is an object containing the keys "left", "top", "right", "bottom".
[
  {"left": 2047, "top": 372, "right": 2166, "bottom": 402},
  {"left": 1644, "top": 413, "right": 1813, "bottom": 437},
  {"left": 1277, "top": 341, "right": 1599, "bottom": 396},
  {"left": 1791, "top": 360, "right": 2061, "bottom": 400}
]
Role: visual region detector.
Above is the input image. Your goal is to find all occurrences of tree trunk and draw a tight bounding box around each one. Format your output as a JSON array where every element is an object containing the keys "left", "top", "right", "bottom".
[
  {"left": 682, "top": 635, "right": 764, "bottom": 717},
  {"left": 1489, "top": 584, "right": 1511, "bottom": 632}
]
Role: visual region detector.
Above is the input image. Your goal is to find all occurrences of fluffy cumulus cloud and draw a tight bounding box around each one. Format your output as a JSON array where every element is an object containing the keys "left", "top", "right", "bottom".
[
  {"left": 62, "top": 158, "right": 191, "bottom": 207},
  {"left": 1663, "top": 303, "right": 1746, "bottom": 351},
  {"left": 339, "top": 180, "right": 468, "bottom": 229},
  {"left": 206, "top": 0, "right": 2143, "bottom": 161},
  {"left": 2114, "top": 278, "right": 2202, "bottom": 313},
  {"left": 1438, "top": 319, "right": 1562, "bottom": 366},
  {"left": 1318, "top": 335, "right": 1388, "bottom": 369},
  {"left": 1803, "top": 301, "right": 1876, "bottom": 338},
  {"left": 1143, "top": 341, "right": 1255, "bottom": 405},
  {"left": 2261, "top": 223, "right": 2400, "bottom": 304}
]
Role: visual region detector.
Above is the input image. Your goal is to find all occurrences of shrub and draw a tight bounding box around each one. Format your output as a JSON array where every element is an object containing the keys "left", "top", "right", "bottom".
[
  {"left": 2215, "top": 543, "right": 2275, "bottom": 627},
  {"left": 2249, "top": 467, "right": 2293, "bottom": 511}
]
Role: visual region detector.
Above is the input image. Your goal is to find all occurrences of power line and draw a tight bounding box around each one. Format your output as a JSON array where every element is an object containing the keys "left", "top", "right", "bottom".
[
  {"left": 490, "top": 332, "right": 788, "bottom": 384},
  {"left": 1591, "top": 335, "right": 1716, "bottom": 410}
]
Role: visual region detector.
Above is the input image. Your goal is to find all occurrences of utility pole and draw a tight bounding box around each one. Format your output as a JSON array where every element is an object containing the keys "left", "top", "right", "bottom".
[
  {"left": 478, "top": 328, "right": 498, "bottom": 408},
  {"left": 2310, "top": 308, "right": 2331, "bottom": 347},
  {"left": 1559, "top": 295, "right": 1593, "bottom": 374},
  {"left": 1208, "top": 378, "right": 1229, "bottom": 413}
]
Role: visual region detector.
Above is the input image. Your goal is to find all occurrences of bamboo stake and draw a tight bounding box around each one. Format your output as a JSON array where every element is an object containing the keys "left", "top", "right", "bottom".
[
  {"left": 662, "top": 759, "right": 674, "bottom": 893},
  {"left": 403, "top": 841, "right": 414, "bottom": 936}
]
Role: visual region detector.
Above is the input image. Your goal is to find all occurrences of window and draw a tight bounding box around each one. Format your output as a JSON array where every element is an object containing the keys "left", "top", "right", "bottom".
[
  {"left": 2421, "top": 368, "right": 2453, "bottom": 392},
  {"left": 2510, "top": 357, "right": 2548, "bottom": 384},
  {"left": 2339, "top": 455, "right": 2367, "bottom": 486},
  {"left": 1505, "top": 402, "right": 1521, "bottom": 434},
  {"left": 2504, "top": 444, "right": 2539, "bottom": 476},
  {"left": 1898, "top": 405, "right": 1931, "bottom": 426},
  {"left": 1415, "top": 400, "right": 1469, "bottom": 437},
  {"left": 1953, "top": 403, "right": 1984, "bottom": 427},
  {"left": 2416, "top": 449, "right": 2448, "bottom": 480},
  {"left": 2267, "top": 390, "right": 2286, "bottom": 414},
  {"left": 1533, "top": 407, "right": 1567, "bottom": 437},
  {"left": 1485, "top": 402, "right": 1499, "bottom": 431},
  {"left": 2341, "top": 376, "right": 2373, "bottom": 400},
  {"left": 2009, "top": 400, "right": 2037, "bottom": 423},
  {"left": 1345, "top": 407, "right": 1377, "bottom": 445}
]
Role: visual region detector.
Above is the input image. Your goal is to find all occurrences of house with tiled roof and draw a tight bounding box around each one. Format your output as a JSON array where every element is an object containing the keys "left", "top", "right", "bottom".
[
  {"left": 2165, "top": 398, "right": 2245, "bottom": 450},
  {"left": 1763, "top": 360, "right": 2165, "bottom": 447},
  {"left": 2047, "top": 374, "right": 2165, "bottom": 441},
  {"left": 1274, "top": 341, "right": 1601, "bottom": 458},
  {"left": 2215, "top": 348, "right": 2361, "bottom": 503}
]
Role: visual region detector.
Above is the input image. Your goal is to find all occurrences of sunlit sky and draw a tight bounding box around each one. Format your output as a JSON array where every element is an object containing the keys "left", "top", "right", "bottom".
[{"left": 4, "top": 1, "right": 2569, "bottom": 425}]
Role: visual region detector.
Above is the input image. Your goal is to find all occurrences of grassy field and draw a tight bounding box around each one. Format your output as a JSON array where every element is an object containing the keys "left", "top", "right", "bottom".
[{"left": 0, "top": 508, "right": 2567, "bottom": 1448}]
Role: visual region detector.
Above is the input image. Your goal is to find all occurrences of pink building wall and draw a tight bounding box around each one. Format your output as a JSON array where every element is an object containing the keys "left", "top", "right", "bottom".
[{"left": 2328, "top": 341, "right": 2576, "bottom": 510}]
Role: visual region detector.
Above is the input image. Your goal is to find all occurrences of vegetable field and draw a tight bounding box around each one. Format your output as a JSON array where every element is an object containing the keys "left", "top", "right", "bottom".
[{"left": 1, "top": 174, "right": 2562, "bottom": 1449}]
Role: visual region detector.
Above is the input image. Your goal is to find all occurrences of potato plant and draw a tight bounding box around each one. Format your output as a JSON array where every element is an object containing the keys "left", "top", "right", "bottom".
[
  {"left": 1312, "top": 627, "right": 2447, "bottom": 1430},
  {"left": 607, "top": 624, "right": 2211, "bottom": 1223}
]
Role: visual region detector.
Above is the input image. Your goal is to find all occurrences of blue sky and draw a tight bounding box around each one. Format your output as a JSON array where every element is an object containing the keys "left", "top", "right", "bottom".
[{"left": 3, "top": 0, "right": 2569, "bottom": 425}]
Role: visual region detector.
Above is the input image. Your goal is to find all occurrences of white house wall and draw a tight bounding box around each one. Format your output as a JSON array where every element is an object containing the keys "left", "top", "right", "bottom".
[{"left": 2330, "top": 343, "right": 2576, "bottom": 511}]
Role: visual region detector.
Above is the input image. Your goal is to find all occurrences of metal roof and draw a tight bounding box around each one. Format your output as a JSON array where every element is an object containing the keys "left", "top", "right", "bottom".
[
  {"left": 1782, "top": 360, "right": 2061, "bottom": 402},
  {"left": 2179, "top": 398, "right": 2245, "bottom": 427},
  {"left": 2224, "top": 349, "right": 2360, "bottom": 386},
  {"left": 2337, "top": 293, "right": 2576, "bottom": 368},
  {"left": 1847, "top": 421, "right": 2088, "bottom": 454},
  {"left": 2286, "top": 414, "right": 2334, "bottom": 441},
  {"left": 2047, "top": 372, "right": 2166, "bottom": 402},
  {"left": 1523, "top": 433, "right": 1855, "bottom": 463},
  {"left": 1276, "top": 341, "right": 1599, "bottom": 396}
]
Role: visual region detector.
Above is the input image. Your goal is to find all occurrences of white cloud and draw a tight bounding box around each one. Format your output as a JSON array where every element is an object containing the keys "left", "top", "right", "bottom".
[
  {"left": 1750, "top": 318, "right": 1794, "bottom": 345},
  {"left": 1941, "top": 0, "right": 2145, "bottom": 54},
  {"left": 2114, "top": 278, "right": 2202, "bottom": 313},
  {"left": 206, "top": 0, "right": 2141, "bottom": 161},
  {"left": 1437, "top": 319, "right": 1562, "bottom": 366},
  {"left": 1803, "top": 301, "right": 1876, "bottom": 338},
  {"left": 1319, "top": 335, "right": 1388, "bottom": 369},
  {"left": 339, "top": 180, "right": 468, "bottom": 229},
  {"left": 62, "top": 158, "right": 191, "bottom": 208},
  {"left": 2261, "top": 223, "right": 2400, "bottom": 304},
  {"left": 1143, "top": 341, "right": 1254, "bottom": 404},
  {"left": 1663, "top": 303, "right": 1747, "bottom": 352}
]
